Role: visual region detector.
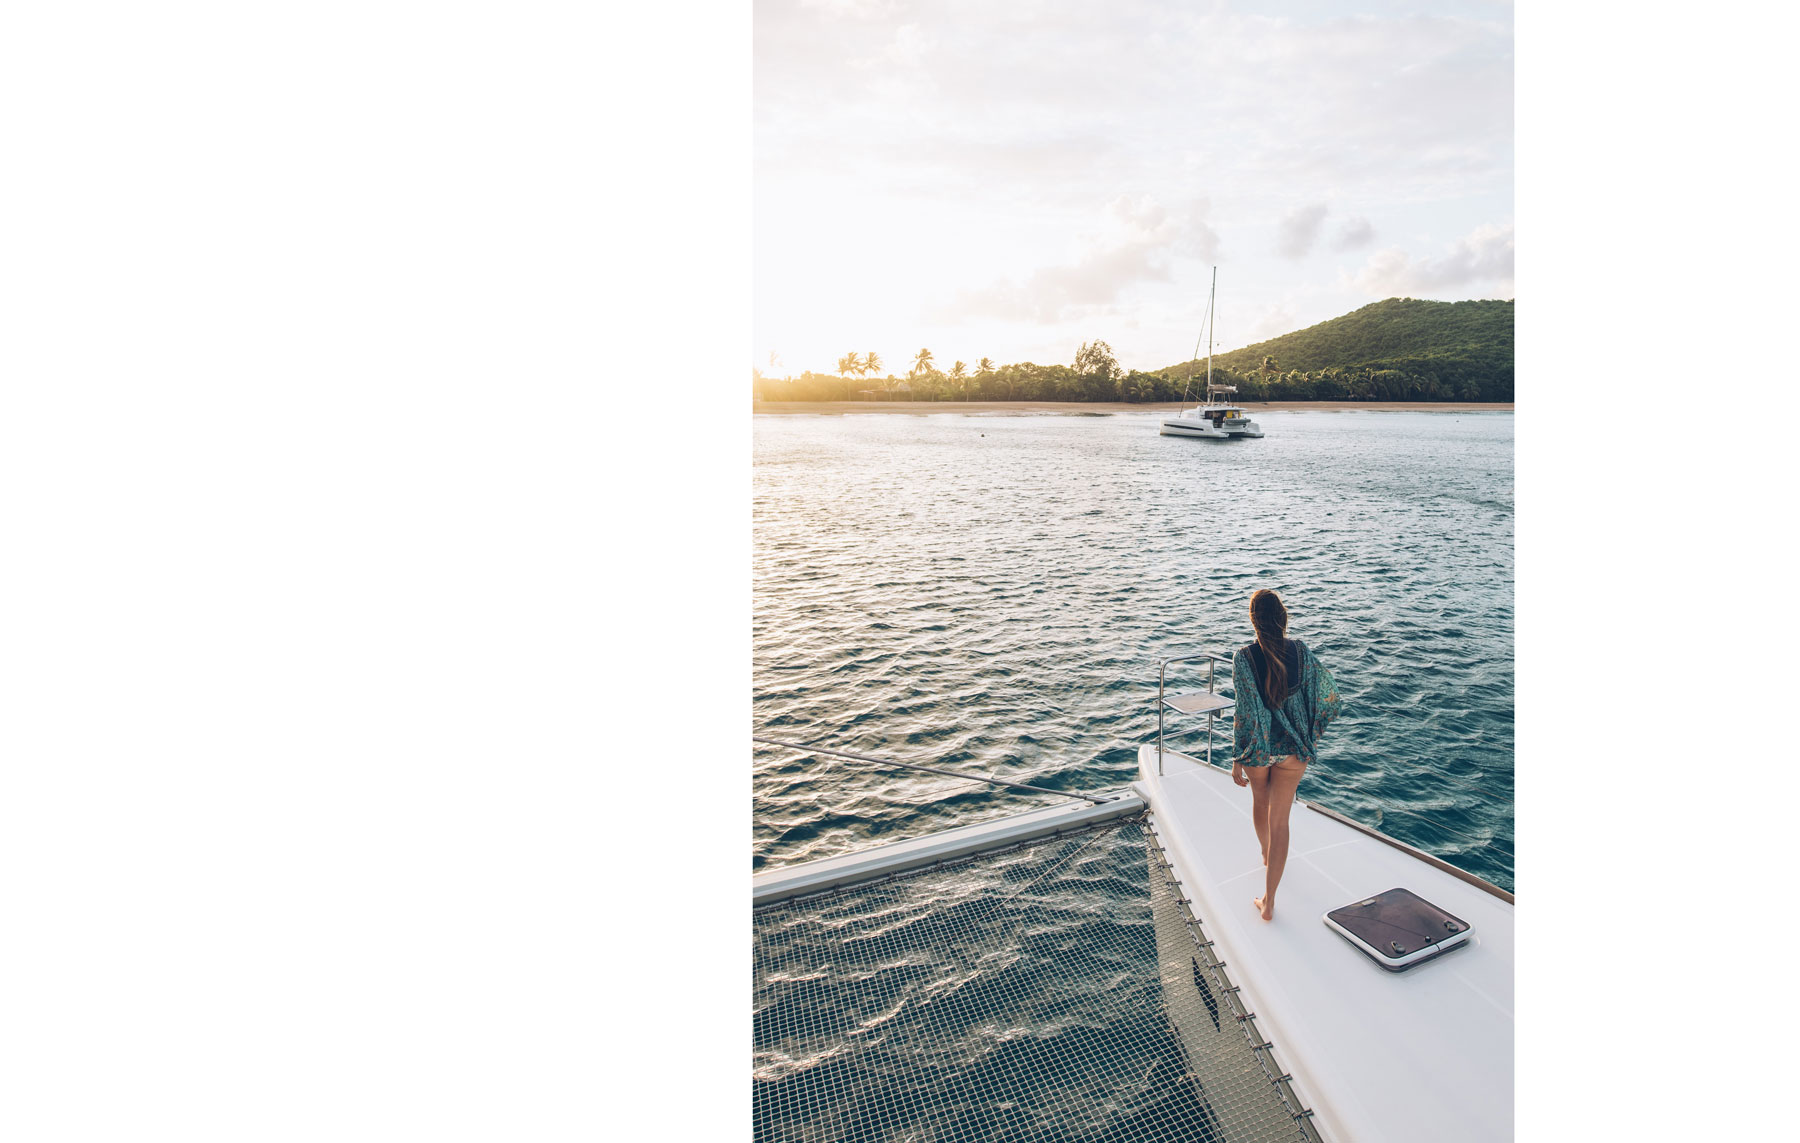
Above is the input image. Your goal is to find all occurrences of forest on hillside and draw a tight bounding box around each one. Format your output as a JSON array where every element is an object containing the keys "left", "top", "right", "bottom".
[
  {"left": 752, "top": 298, "right": 1513, "bottom": 404},
  {"left": 1168, "top": 298, "right": 1513, "bottom": 402}
]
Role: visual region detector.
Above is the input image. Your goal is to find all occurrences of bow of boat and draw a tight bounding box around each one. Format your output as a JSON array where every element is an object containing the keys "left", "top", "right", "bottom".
[{"left": 1135, "top": 743, "right": 1514, "bottom": 1143}]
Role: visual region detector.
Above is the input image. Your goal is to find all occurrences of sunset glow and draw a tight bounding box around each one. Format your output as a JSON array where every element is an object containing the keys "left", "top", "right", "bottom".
[{"left": 756, "top": 0, "right": 1513, "bottom": 380}]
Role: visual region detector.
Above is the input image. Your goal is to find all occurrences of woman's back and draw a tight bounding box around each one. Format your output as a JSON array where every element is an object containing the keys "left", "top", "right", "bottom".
[
  {"left": 1242, "top": 638, "right": 1303, "bottom": 710},
  {"left": 1231, "top": 637, "right": 1340, "bottom": 769},
  {"left": 1233, "top": 588, "right": 1344, "bottom": 922}
]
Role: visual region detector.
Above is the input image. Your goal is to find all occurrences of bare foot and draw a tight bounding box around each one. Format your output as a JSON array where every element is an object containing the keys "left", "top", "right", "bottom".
[{"left": 1253, "top": 895, "right": 1274, "bottom": 921}]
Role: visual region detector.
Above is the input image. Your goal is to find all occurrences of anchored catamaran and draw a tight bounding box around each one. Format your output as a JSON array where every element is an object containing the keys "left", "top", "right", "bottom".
[
  {"left": 1161, "top": 268, "right": 1265, "bottom": 440},
  {"left": 752, "top": 653, "right": 1512, "bottom": 1142}
]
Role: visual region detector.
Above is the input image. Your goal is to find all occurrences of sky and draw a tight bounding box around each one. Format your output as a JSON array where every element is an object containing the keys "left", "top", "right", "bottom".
[{"left": 755, "top": 0, "right": 1513, "bottom": 378}]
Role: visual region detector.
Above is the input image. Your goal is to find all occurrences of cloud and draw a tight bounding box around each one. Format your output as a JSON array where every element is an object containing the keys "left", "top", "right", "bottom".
[
  {"left": 1332, "top": 216, "right": 1375, "bottom": 251},
  {"left": 1350, "top": 222, "right": 1513, "bottom": 297},
  {"left": 941, "top": 195, "right": 1219, "bottom": 324},
  {"left": 1176, "top": 199, "right": 1222, "bottom": 262},
  {"left": 1245, "top": 302, "right": 1300, "bottom": 344},
  {"left": 754, "top": 1, "right": 1512, "bottom": 371},
  {"left": 758, "top": 3, "right": 1511, "bottom": 196},
  {"left": 1276, "top": 204, "right": 1329, "bottom": 259},
  {"left": 797, "top": 0, "right": 898, "bottom": 17},
  {"left": 884, "top": 22, "right": 932, "bottom": 68},
  {"left": 1275, "top": 203, "right": 1374, "bottom": 260}
]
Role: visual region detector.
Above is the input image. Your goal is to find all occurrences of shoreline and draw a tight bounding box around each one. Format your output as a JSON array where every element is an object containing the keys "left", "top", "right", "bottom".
[{"left": 753, "top": 400, "right": 1514, "bottom": 416}]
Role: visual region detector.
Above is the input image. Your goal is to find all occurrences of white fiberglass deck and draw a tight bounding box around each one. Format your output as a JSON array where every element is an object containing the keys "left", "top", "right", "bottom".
[{"left": 1136, "top": 744, "right": 1513, "bottom": 1143}]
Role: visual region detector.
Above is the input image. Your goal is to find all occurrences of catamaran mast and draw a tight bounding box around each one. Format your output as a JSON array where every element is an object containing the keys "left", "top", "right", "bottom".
[
  {"left": 1180, "top": 268, "right": 1218, "bottom": 407},
  {"left": 1206, "top": 266, "right": 1215, "bottom": 395}
]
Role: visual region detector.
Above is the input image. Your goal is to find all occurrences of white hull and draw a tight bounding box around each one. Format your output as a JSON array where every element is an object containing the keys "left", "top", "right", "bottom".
[
  {"left": 1159, "top": 419, "right": 1229, "bottom": 438},
  {"left": 1137, "top": 744, "right": 1513, "bottom": 1143},
  {"left": 1164, "top": 269, "right": 1264, "bottom": 439},
  {"left": 1160, "top": 418, "right": 1262, "bottom": 439}
]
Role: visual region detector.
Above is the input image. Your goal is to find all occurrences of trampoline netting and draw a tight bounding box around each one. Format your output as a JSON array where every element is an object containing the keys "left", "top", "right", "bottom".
[{"left": 752, "top": 814, "right": 1318, "bottom": 1143}]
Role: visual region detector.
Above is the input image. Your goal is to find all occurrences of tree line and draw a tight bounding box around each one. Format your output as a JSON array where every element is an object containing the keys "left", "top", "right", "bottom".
[
  {"left": 754, "top": 339, "right": 1510, "bottom": 404},
  {"left": 754, "top": 297, "right": 1514, "bottom": 404},
  {"left": 1211, "top": 297, "right": 1512, "bottom": 377}
]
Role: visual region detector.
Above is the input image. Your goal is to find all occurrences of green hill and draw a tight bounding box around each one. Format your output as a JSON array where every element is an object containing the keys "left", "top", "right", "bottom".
[{"left": 1159, "top": 297, "right": 1513, "bottom": 402}]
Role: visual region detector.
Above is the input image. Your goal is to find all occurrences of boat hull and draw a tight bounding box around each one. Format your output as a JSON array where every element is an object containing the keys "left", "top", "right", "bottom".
[
  {"left": 1135, "top": 743, "right": 1513, "bottom": 1143},
  {"left": 1160, "top": 420, "right": 1229, "bottom": 438}
]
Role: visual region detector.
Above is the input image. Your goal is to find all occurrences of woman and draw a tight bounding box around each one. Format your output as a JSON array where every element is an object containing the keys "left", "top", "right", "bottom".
[{"left": 1230, "top": 589, "right": 1342, "bottom": 921}]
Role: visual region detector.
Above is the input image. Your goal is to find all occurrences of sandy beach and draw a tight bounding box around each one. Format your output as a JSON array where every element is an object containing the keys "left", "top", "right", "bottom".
[{"left": 753, "top": 400, "right": 1514, "bottom": 416}]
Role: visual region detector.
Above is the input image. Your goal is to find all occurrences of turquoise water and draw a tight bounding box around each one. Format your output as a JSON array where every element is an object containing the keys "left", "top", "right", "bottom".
[
  {"left": 753, "top": 409, "right": 1514, "bottom": 892},
  {"left": 753, "top": 821, "right": 1292, "bottom": 1143}
]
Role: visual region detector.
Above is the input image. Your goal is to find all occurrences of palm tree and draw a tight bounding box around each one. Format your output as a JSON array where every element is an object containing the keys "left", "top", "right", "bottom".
[
  {"left": 850, "top": 352, "right": 869, "bottom": 400},
  {"left": 838, "top": 353, "right": 863, "bottom": 400},
  {"left": 950, "top": 360, "right": 968, "bottom": 400},
  {"left": 912, "top": 348, "right": 933, "bottom": 377},
  {"left": 854, "top": 352, "right": 882, "bottom": 398}
]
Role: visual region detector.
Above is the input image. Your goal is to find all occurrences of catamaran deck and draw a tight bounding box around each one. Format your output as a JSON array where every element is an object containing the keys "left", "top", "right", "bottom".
[
  {"left": 753, "top": 801, "right": 1322, "bottom": 1142},
  {"left": 1136, "top": 744, "right": 1514, "bottom": 1143}
]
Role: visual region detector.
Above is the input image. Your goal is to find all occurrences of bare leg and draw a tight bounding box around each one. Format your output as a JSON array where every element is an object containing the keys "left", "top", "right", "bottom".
[
  {"left": 1244, "top": 766, "right": 1272, "bottom": 867},
  {"left": 1253, "top": 757, "right": 1307, "bottom": 921}
]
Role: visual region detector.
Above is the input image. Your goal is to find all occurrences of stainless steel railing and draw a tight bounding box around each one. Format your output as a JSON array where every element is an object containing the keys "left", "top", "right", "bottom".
[
  {"left": 1156, "top": 650, "right": 1233, "bottom": 776},
  {"left": 1149, "top": 653, "right": 1514, "bottom": 895}
]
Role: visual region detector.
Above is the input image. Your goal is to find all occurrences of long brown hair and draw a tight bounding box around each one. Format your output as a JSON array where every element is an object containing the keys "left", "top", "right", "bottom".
[{"left": 1250, "top": 589, "right": 1291, "bottom": 706}]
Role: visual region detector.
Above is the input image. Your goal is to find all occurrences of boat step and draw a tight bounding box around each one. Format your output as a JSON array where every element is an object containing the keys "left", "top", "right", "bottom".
[{"left": 1160, "top": 691, "right": 1233, "bottom": 716}]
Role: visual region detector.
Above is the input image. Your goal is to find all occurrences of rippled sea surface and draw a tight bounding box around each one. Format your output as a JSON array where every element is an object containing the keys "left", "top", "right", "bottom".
[
  {"left": 753, "top": 819, "right": 1306, "bottom": 1142},
  {"left": 753, "top": 409, "right": 1514, "bottom": 892}
]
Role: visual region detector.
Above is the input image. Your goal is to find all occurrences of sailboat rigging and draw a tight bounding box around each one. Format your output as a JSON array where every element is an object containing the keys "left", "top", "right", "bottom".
[{"left": 1159, "top": 268, "right": 1264, "bottom": 439}]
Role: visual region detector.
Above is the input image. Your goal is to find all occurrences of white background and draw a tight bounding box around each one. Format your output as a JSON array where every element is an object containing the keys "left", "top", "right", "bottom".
[{"left": 3, "top": 2, "right": 1794, "bottom": 1139}]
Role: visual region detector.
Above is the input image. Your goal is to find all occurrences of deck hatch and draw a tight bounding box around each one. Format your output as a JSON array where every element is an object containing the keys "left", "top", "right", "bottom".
[{"left": 1323, "top": 887, "right": 1473, "bottom": 971}]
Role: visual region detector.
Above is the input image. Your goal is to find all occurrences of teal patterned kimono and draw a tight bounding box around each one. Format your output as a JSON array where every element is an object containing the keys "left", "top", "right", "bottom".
[{"left": 1231, "top": 641, "right": 1343, "bottom": 768}]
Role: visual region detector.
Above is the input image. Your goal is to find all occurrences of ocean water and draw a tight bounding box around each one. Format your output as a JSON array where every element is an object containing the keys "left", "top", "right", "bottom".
[
  {"left": 752, "top": 409, "right": 1514, "bottom": 893},
  {"left": 753, "top": 820, "right": 1303, "bottom": 1142}
]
